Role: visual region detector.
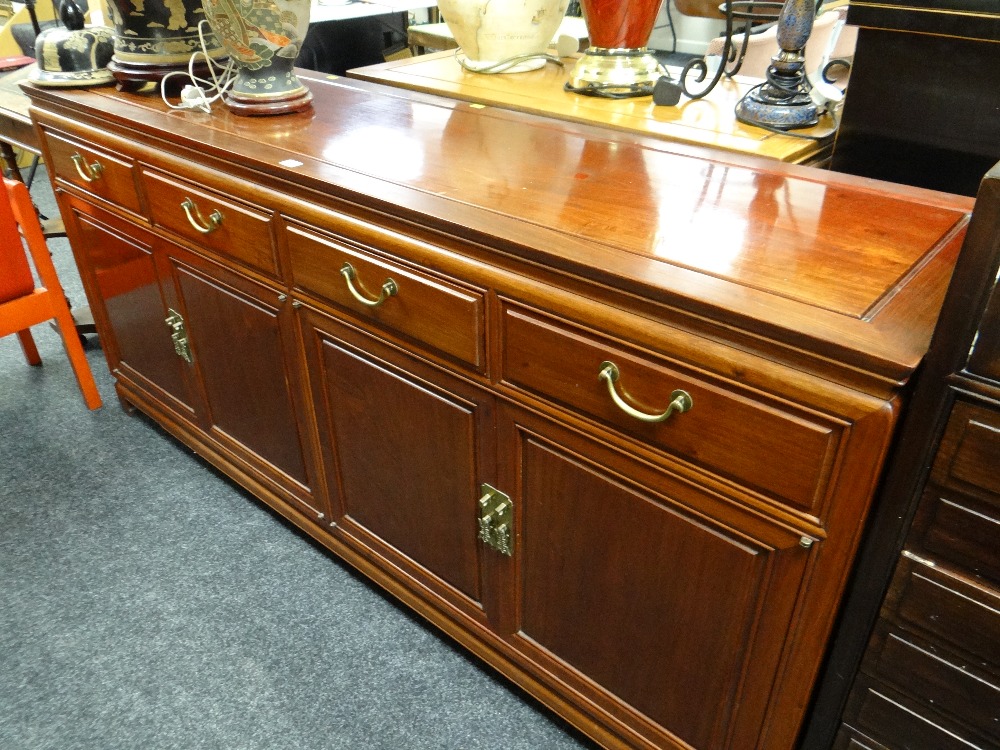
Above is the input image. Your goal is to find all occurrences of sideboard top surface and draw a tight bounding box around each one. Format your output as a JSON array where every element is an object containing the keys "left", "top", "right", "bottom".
[{"left": 24, "top": 73, "right": 975, "bottom": 386}]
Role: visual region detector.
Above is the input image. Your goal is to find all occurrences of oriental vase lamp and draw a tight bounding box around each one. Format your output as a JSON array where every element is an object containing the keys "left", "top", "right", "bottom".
[
  {"left": 202, "top": 0, "right": 313, "bottom": 115},
  {"left": 105, "top": 0, "right": 226, "bottom": 91}
]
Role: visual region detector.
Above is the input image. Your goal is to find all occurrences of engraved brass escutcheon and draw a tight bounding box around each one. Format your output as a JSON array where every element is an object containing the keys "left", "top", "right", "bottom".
[
  {"left": 164, "top": 308, "right": 193, "bottom": 363},
  {"left": 478, "top": 484, "right": 513, "bottom": 556}
]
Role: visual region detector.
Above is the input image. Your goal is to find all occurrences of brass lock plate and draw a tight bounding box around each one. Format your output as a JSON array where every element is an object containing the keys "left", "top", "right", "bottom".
[
  {"left": 165, "top": 308, "right": 193, "bottom": 364},
  {"left": 478, "top": 484, "right": 512, "bottom": 556}
]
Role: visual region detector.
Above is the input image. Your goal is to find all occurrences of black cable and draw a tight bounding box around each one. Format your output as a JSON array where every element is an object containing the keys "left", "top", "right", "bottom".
[{"left": 664, "top": 0, "right": 677, "bottom": 55}]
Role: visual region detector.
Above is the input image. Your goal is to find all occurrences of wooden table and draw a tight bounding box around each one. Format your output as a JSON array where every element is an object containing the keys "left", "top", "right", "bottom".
[
  {"left": 0, "top": 64, "right": 39, "bottom": 177},
  {"left": 349, "top": 50, "right": 836, "bottom": 164}
]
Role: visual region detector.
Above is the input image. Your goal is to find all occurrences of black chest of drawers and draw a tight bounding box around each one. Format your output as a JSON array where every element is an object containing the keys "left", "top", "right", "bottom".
[{"left": 803, "top": 162, "right": 1000, "bottom": 749}]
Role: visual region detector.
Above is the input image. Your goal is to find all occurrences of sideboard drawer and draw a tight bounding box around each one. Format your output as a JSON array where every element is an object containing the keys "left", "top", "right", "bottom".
[
  {"left": 46, "top": 130, "right": 142, "bottom": 215},
  {"left": 500, "top": 303, "right": 840, "bottom": 515},
  {"left": 286, "top": 223, "right": 485, "bottom": 370},
  {"left": 142, "top": 169, "right": 278, "bottom": 277},
  {"left": 917, "top": 491, "right": 1000, "bottom": 585},
  {"left": 833, "top": 726, "right": 891, "bottom": 750}
]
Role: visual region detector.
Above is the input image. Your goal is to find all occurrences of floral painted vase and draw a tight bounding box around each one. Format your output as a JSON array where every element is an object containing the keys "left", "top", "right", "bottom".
[
  {"left": 202, "top": 0, "right": 312, "bottom": 115},
  {"left": 437, "top": 0, "right": 568, "bottom": 73},
  {"left": 105, "top": 0, "right": 226, "bottom": 90}
]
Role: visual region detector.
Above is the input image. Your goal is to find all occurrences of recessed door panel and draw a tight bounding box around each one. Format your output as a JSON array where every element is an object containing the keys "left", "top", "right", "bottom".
[
  {"left": 67, "top": 201, "right": 193, "bottom": 414},
  {"left": 503, "top": 408, "right": 811, "bottom": 749},
  {"left": 305, "top": 311, "right": 491, "bottom": 615}
]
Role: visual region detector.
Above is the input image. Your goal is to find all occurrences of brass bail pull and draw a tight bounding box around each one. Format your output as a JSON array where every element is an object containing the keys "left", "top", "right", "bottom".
[
  {"left": 180, "top": 198, "right": 223, "bottom": 234},
  {"left": 340, "top": 262, "right": 398, "bottom": 308},
  {"left": 70, "top": 153, "right": 103, "bottom": 182},
  {"left": 598, "top": 361, "right": 693, "bottom": 423}
]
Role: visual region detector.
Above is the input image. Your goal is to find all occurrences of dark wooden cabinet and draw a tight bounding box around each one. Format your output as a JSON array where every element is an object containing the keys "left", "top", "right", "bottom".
[
  {"left": 830, "top": 2, "right": 1000, "bottom": 196},
  {"left": 25, "top": 73, "right": 975, "bottom": 750},
  {"left": 802, "top": 164, "right": 1000, "bottom": 749}
]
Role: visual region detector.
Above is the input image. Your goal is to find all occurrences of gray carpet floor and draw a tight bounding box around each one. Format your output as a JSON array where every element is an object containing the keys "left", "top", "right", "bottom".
[{"left": 0, "top": 167, "right": 598, "bottom": 750}]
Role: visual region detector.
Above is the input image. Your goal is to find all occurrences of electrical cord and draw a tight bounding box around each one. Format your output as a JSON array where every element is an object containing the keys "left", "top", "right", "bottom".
[
  {"left": 454, "top": 48, "right": 565, "bottom": 74},
  {"left": 161, "top": 20, "right": 235, "bottom": 114},
  {"left": 564, "top": 80, "right": 657, "bottom": 98}
]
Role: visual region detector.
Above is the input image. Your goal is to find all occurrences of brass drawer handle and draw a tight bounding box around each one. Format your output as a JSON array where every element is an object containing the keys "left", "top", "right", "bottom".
[
  {"left": 340, "top": 262, "right": 398, "bottom": 308},
  {"left": 180, "top": 198, "right": 223, "bottom": 234},
  {"left": 70, "top": 153, "right": 103, "bottom": 182},
  {"left": 598, "top": 361, "right": 693, "bottom": 423}
]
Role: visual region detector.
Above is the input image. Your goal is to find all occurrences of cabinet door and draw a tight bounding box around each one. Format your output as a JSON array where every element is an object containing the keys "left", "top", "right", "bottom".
[
  {"left": 61, "top": 195, "right": 195, "bottom": 417},
  {"left": 301, "top": 307, "right": 498, "bottom": 626},
  {"left": 158, "top": 241, "right": 326, "bottom": 519},
  {"left": 498, "top": 405, "right": 814, "bottom": 750}
]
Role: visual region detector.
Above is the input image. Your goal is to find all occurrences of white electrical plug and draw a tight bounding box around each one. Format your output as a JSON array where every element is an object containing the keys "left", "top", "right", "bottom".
[{"left": 179, "top": 85, "right": 211, "bottom": 112}]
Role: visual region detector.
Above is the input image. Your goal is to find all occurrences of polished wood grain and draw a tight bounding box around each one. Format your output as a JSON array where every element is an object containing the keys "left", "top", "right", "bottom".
[
  {"left": 347, "top": 51, "right": 833, "bottom": 164},
  {"left": 801, "top": 165, "right": 1000, "bottom": 750},
  {"left": 26, "top": 77, "right": 973, "bottom": 386},
  {"left": 143, "top": 169, "right": 280, "bottom": 277},
  {"left": 45, "top": 130, "right": 143, "bottom": 216},
  {"left": 501, "top": 302, "right": 840, "bottom": 516},
  {"left": 63, "top": 197, "right": 195, "bottom": 416},
  {"left": 500, "top": 405, "right": 811, "bottom": 750},
  {"left": 167, "top": 248, "right": 316, "bottom": 498}
]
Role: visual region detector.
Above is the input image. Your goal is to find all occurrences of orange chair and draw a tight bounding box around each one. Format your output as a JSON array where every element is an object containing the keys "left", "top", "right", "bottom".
[{"left": 0, "top": 176, "right": 101, "bottom": 409}]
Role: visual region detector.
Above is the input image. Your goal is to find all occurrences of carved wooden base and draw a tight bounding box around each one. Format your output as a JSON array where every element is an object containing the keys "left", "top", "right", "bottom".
[
  {"left": 223, "top": 89, "right": 313, "bottom": 117},
  {"left": 108, "top": 59, "right": 221, "bottom": 96}
]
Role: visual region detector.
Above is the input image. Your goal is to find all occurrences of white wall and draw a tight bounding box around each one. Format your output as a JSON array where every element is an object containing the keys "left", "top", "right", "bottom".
[{"left": 648, "top": 0, "right": 726, "bottom": 55}]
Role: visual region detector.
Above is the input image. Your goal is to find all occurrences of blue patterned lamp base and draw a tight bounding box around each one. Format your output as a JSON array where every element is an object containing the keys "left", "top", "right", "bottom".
[{"left": 735, "top": 83, "right": 818, "bottom": 129}]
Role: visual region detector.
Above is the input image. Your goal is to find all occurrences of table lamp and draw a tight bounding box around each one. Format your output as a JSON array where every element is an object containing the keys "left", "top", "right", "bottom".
[
  {"left": 567, "top": 0, "right": 663, "bottom": 97},
  {"left": 733, "top": 0, "right": 818, "bottom": 129}
]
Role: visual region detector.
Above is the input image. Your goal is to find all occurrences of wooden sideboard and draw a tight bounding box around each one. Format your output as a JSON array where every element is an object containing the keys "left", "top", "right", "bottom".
[{"left": 24, "top": 71, "right": 973, "bottom": 750}]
